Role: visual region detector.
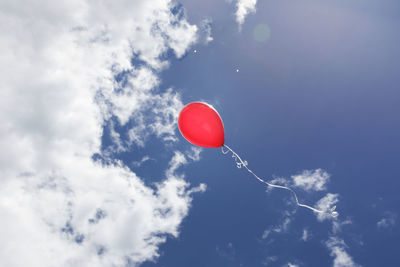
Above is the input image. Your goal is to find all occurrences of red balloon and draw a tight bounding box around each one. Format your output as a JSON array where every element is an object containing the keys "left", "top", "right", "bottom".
[{"left": 178, "top": 102, "right": 225, "bottom": 148}]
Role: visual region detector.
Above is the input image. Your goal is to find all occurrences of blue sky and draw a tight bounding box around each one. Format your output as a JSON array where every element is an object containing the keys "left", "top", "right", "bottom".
[
  {"left": 141, "top": 1, "right": 400, "bottom": 266},
  {"left": 1, "top": 0, "right": 399, "bottom": 266}
]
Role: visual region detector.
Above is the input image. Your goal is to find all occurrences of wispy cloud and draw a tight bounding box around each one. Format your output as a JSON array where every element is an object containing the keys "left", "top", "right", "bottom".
[
  {"left": 262, "top": 255, "right": 278, "bottom": 266},
  {"left": 235, "top": 0, "right": 258, "bottom": 29},
  {"left": 262, "top": 213, "right": 292, "bottom": 240},
  {"left": 325, "top": 237, "right": 360, "bottom": 267},
  {"left": 292, "top": 169, "right": 330, "bottom": 192},
  {"left": 377, "top": 211, "right": 397, "bottom": 229},
  {"left": 332, "top": 219, "right": 353, "bottom": 234},
  {"left": 199, "top": 18, "right": 214, "bottom": 44},
  {"left": 315, "top": 196, "right": 358, "bottom": 267},
  {"left": 267, "top": 168, "right": 330, "bottom": 195},
  {"left": 315, "top": 193, "right": 340, "bottom": 221},
  {"left": 120, "top": 88, "right": 185, "bottom": 148},
  {"left": 132, "top": 156, "right": 152, "bottom": 168},
  {"left": 187, "top": 147, "right": 202, "bottom": 162},
  {"left": 301, "top": 228, "right": 310, "bottom": 242}
]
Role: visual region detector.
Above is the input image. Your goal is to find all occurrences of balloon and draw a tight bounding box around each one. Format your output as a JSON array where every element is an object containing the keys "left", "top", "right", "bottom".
[{"left": 178, "top": 102, "right": 225, "bottom": 148}]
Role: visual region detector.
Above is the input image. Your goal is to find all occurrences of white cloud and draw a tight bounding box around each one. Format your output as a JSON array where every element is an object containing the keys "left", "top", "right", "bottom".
[
  {"left": 326, "top": 237, "right": 359, "bottom": 267},
  {"left": 286, "top": 263, "right": 299, "bottom": 267},
  {"left": 262, "top": 216, "right": 291, "bottom": 239},
  {"left": 235, "top": 0, "right": 258, "bottom": 29},
  {"left": 276, "top": 217, "right": 291, "bottom": 233},
  {"left": 107, "top": 120, "right": 126, "bottom": 153},
  {"left": 198, "top": 18, "right": 214, "bottom": 44},
  {"left": 149, "top": 89, "right": 185, "bottom": 141},
  {"left": 187, "top": 147, "right": 202, "bottom": 162},
  {"left": 0, "top": 0, "right": 203, "bottom": 266},
  {"left": 301, "top": 228, "right": 309, "bottom": 242},
  {"left": 332, "top": 219, "right": 352, "bottom": 234},
  {"left": 262, "top": 256, "right": 278, "bottom": 266},
  {"left": 125, "top": 88, "right": 185, "bottom": 147},
  {"left": 313, "top": 194, "right": 357, "bottom": 267},
  {"left": 262, "top": 229, "right": 272, "bottom": 239},
  {"left": 315, "top": 193, "right": 339, "bottom": 221},
  {"left": 377, "top": 218, "right": 394, "bottom": 228},
  {"left": 377, "top": 212, "right": 396, "bottom": 229},
  {"left": 132, "top": 156, "right": 152, "bottom": 168},
  {"left": 166, "top": 151, "right": 188, "bottom": 178},
  {"left": 292, "top": 169, "right": 330, "bottom": 191}
]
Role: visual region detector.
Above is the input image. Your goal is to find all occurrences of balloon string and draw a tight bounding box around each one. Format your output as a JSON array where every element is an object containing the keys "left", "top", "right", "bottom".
[{"left": 221, "top": 145, "right": 338, "bottom": 218}]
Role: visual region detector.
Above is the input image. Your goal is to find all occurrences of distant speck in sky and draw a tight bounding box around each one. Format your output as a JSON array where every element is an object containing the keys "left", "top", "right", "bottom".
[
  {"left": 253, "top": 23, "right": 271, "bottom": 42},
  {"left": 193, "top": 49, "right": 197, "bottom": 53},
  {"left": 236, "top": 68, "right": 239, "bottom": 72}
]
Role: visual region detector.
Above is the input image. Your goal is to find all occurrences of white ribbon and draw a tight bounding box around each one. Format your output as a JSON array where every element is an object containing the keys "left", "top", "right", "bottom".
[{"left": 221, "top": 144, "right": 338, "bottom": 218}]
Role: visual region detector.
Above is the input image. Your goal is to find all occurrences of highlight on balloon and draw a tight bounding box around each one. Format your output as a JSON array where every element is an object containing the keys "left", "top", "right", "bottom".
[{"left": 177, "top": 102, "right": 339, "bottom": 218}]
